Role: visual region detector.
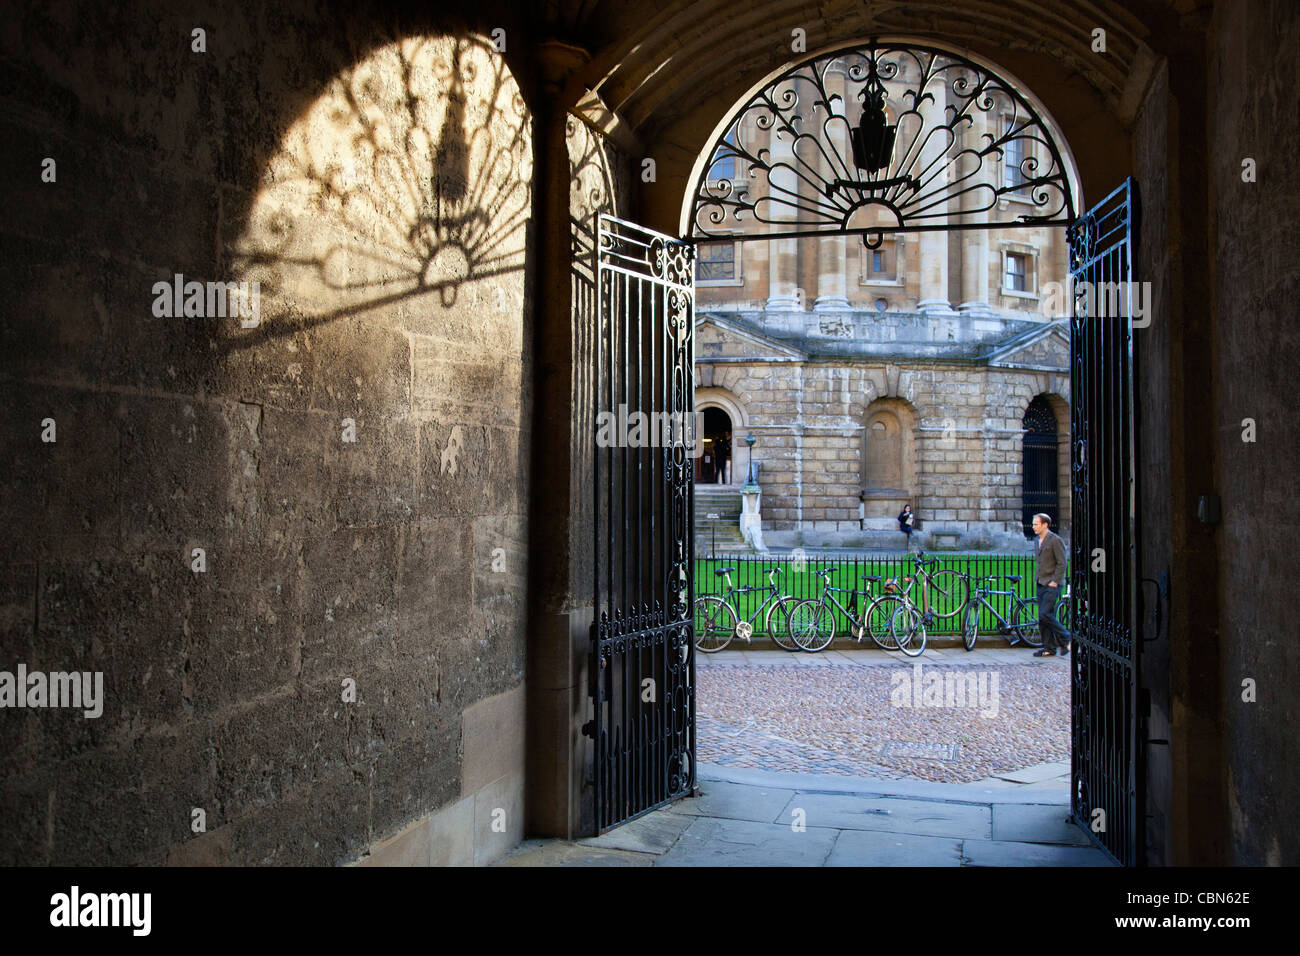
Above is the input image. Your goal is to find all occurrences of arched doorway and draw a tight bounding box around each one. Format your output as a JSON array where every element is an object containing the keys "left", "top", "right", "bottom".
[
  {"left": 1022, "top": 396, "right": 1059, "bottom": 536},
  {"left": 580, "top": 34, "right": 1142, "bottom": 867},
  {"left": 696, "top": 407, "right": 733, "bottom": 484}
]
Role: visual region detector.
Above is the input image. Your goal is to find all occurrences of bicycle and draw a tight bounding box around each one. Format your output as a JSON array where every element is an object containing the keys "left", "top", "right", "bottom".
[
  {"left": 693, "top": 566, "right": 801, "bottom": 653},
  {"left": 960, "top": 573, "right": 1043, "bottom": 650},
  {"left": 886, "top": 552, "right": 971, "bottom": 657},
  {"left": 787, "top": 567, "right": 908, "bottom": 653}
]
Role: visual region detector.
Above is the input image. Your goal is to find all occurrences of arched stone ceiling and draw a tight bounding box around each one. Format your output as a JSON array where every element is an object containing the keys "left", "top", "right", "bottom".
[
  {"left": 558, "top": 0, "right": 1161, "bottom": 136},
  {"left": 526, "top": 0, "right": 1206, "bottom": 233}
]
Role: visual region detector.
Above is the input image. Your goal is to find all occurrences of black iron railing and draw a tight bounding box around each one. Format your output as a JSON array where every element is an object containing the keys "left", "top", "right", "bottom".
[{"left": 694, "top": 551, "right": 1066, "bottom": 636}]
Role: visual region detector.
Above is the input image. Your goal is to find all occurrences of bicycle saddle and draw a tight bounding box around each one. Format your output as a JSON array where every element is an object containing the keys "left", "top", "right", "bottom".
[
  {"left": 862, "top": 574, "right": 882, "bottom": 582},
  {"left": 1004, "top": 574, "right": 1022, "bottom": 582},
  {"left": 762, "top": 566, "right": 783, "bottom": 574},
  {"left": 712, "top": 567, "right": 735, "bottom": 576}
]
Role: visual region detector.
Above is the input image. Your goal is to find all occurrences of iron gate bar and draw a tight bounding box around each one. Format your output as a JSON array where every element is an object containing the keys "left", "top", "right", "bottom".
[
  {"left": 1067, "top": 177, "right": 1141, "bottom": 866},
  {"left": 687, "top": 220, "right": 1071, "bottom": 245},
  {"left": 590, "top": 214, "right": 696, "bottom": 833}
]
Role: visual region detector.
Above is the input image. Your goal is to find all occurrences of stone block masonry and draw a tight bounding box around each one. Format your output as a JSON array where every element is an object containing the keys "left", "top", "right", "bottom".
[{"left": 0, "top": 19, "right": 532, "bottom": 865}]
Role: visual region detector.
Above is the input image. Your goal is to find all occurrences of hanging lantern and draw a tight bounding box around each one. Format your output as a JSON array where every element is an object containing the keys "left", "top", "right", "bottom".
[{"left": 851, "top": 88, "right": 896, "bottom": 173}]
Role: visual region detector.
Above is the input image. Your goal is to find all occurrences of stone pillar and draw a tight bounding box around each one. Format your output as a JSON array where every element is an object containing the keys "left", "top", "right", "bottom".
[
  {"left": 526, "top": 39, "right": 596, "bottom": 841},
  {"left": 814, "top": 65, "right": 850, "bottom": 312},
  {"left": 814, "top": 235, "right": 850, "bottom": 311},
  {"left": 766, "top": 92, "right": 801, "bottom": 310},
  {"left": 915, "top": 81, "right": 954, "bottom": 314},
  {"left": 959, "top": 106, "right": 992, "bottom": 313},
  {"left": 740, "top": 487, "right": 766, "bottom": 551}
]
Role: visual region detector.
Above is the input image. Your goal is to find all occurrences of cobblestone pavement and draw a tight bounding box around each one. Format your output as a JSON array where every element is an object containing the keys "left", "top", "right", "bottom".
[{"left": 696, "top": 647, "right": 1070, "bottom": 783}]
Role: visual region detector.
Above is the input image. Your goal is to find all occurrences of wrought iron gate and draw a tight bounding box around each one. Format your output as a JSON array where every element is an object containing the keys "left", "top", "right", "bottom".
[
  {"left": 1067, "top": 178, "right": 1142, "bottom": 865},
  {"left": 586, "top": 214, "right": 697, "bottom": 832}
]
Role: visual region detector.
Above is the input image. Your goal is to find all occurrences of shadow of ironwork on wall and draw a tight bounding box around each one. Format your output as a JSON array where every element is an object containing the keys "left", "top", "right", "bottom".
[{"left": 226, "top": 34, "right": 532, "bottom": 348}]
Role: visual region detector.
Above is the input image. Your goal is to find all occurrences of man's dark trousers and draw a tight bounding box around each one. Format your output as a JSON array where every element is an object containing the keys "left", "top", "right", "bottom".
[{"left": 1037, "top": 584, "right": 1070, "bottom": 648}]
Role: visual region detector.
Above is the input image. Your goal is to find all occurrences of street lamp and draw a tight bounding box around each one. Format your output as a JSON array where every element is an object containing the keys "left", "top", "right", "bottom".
[{"left": 744, "top": 434, "right": 757, "bottom": 486}]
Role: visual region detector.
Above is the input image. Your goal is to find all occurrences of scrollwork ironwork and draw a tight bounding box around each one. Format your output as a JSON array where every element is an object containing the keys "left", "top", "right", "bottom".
[{"left": 688, "top": 41, "right": 1076, "bottom": 247}]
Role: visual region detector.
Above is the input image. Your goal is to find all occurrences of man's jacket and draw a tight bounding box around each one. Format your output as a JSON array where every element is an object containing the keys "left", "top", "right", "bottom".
[{"left": 1035, "top": 531, "right": 1067, "bottom": 586}]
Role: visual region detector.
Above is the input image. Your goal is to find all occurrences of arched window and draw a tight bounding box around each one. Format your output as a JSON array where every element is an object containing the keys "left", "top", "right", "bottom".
[{"left": 1022, "top": 396, "right": 1058, "bottom": 536}]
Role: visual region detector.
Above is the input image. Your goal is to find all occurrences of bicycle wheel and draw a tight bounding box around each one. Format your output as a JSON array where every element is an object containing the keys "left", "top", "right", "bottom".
[
  {"left": 1011, "top": 598, "right": 1043, "bottom": 648},
  {"left": 891, "top": 603, "right": 927, "bottom": 657},
  {"left": 1057, "top": 595, "right": 1071, "bottom": 631},
  {"left": 694, "top": 596, "right": 737, "bottom": 653},
  {"left": 863, "top": 595, "right": 902, "bottom": 650},
  {"left": 962, "top": 603, "right": 979, "bottom": 651},
  {"left": 928, "top": 569, "right": 970, "bottom": 619},
  {"left": 789, "top": 599, "right": 834, "bottom": 652},
  {"left": 766, "top": 596, "right": 800, "bottom": 652}
]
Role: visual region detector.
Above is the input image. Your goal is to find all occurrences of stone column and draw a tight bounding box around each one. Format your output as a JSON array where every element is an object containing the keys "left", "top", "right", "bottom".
[
  {"left": 766, "top": 85, "right": 801, "bottom": 310},
  {"left": 814, "top": 235, "right": 850, "bottom": 311},
  {"left": 959, "top": 104, "right": 992, "bottom": 313},
  {"left": 814, "top": 65, "right": 850, "bottom": 312},
  {"left": 915, "top": 79, "right": 954, "bottom": 314}
]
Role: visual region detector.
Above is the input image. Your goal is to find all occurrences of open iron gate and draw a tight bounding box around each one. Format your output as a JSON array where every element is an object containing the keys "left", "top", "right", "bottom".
[
  {"left": 585, "top": 214, "right": 697, "bottom": 832},
  {"left": 1068, "top": 178, "right": 1142, "bottom": 866}
]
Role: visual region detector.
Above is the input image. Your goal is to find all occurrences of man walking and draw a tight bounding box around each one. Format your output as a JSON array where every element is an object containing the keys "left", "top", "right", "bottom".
[{"left": 1031, "top": 513, "right": 1071, "bottom": 656}]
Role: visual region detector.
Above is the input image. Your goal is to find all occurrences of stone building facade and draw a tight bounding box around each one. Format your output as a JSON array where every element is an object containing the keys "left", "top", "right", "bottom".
[
  {"left": 690, "top": 53, "right": 1075, "bottom": 550},
  {"left": 695, "top": 247, "right": 1071, "bottom": 551},
  {"left": 696, "top": 316, "right": 1070, "bottom": 550}
]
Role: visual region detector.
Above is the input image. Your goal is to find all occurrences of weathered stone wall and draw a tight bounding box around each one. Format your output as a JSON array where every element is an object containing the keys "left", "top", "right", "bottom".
[
  {"left": 1, "top": 2, "right": 534, "bottom": 865},
  {"left": 1210, "top": 0, "right": 1300, "bottom": 865}
]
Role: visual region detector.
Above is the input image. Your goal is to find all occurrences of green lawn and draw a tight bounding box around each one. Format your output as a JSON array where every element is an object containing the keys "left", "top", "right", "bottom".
[{"left": 694, "top": 553, "right": 1066, "bottom": 636}]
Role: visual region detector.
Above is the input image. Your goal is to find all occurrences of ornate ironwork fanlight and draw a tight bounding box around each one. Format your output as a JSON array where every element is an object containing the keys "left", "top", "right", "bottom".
[{"left": 686, "top": 40, "right": 1078, "bottom": 249}]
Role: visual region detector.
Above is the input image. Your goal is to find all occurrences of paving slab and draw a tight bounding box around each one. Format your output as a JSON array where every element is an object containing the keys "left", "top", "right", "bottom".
[
  {"left": 665, "top": 779, "right": 799, "bottom": 822},
  {"left": 654, "top": 816, "right": 838, "bottom": 867},
  {"left": 702, "top": 765, "right": 1070, "bottom": 805},
  {"left": 821, "top": 650, "right": 870, "bottom": 665},
  {"left": 780, "top": 791, "right": 992, "bottom": 840},
  {"left": 991, "top": 804, "right": 1092, "bottom": 846},
  {"left": 577, "top": 810, "right": 694, "bottom": 854},
  {"left": 962, "top": 839, "right": 1114, "bottom": 867},
  {"left": 496, "top": 840, "right": 653, "bottom": 867},
  {"left": 790, "top": 652, "right": 840, "bottom": 665},
  {"left": 995, "top": 760, "right": 1071, "bottom": 783},
  {"left": 826, "top": 829, "right": 964, "bottom": 867}
]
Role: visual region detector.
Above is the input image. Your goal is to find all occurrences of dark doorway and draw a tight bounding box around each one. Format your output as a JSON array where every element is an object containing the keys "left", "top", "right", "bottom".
[
  {"left": 695, "top": 407, "right": 732, "bottom": 484},
  {"left": 1022, "top": 396, "right": 1059, "bottom": 536}
]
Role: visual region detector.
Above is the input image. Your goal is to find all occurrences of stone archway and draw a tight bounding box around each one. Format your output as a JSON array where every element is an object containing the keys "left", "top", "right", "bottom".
[{"left": 527, "top": 0, "right": 1245, "bottom": 867}]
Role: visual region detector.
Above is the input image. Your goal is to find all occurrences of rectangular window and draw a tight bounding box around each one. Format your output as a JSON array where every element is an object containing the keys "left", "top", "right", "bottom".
[
  {"left": 697, "top": 242, "right": 736, "bottom": 280},
  {"left": 1003, "top": 117, "right": 1026, "bottom": 189},
  {"left": 708, "top": 131, "right": 738, "bottom": 182},
  {"left": 860, "top": 239, "right": 899, "bottom": 282},
  {"left": 1005, "top": 252, "right": 1028, "bottom": 292}
]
